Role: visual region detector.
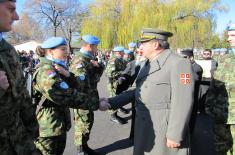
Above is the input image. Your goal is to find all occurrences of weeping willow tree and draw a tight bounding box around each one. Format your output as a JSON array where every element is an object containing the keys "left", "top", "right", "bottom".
[{"left": 80, "top": 0, "right": 225, "bottom": 49}]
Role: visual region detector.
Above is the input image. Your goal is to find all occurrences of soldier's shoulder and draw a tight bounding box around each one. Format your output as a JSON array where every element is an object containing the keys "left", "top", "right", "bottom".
[
  {"left": 169, "top": 51, "right": 189, "bottom": 65},
  {"left": 0, "top": 39, "right": 18, "bottom": 57},
  {"left": 107, "top": 58, "right": 116, "bottom": 65},
  {"left": 1, "top": 39, "right": 14, "bottom": 49},
  {"left": 37, "top": 63, "right": 56, "bottom": 78},
  {"left": 70, "top": 57, "right": 85, "bottom": 70}
]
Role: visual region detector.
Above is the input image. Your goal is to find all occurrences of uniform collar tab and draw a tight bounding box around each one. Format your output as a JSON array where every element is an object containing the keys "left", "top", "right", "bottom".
[{"left": 153, "top": 49, "right": 171, "bottom": 67}]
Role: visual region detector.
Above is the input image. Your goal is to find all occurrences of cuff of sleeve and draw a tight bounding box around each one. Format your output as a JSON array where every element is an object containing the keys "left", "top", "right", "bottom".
[
  {"left": 166, "top": 132, "right": 182, "bottom": 143},
  {"left": 108, "top": 98, "right": 116, "bottom": 110}
]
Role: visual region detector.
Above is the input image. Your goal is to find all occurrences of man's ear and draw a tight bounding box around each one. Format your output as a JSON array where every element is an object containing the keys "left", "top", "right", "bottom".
[{"left": 153, "top": 41, "right": 160, "bottom": 50}]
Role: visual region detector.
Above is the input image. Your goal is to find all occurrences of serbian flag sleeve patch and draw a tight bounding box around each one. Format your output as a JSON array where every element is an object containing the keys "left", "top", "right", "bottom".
[{"left": 180, "top": 73, "right": 191, "bottom": 84}]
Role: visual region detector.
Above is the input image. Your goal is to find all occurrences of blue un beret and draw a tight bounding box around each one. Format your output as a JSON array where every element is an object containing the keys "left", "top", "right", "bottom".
[
  {"left": 227, "top": 23, "right": 235, "bottom": 31},
  {"left": 82, "top": 35, "right": 100, "bottom": 45},
  {"left": 113, "top": 46, "right": 125, "bottom": 52},
  {"left": 128, "top": 42, "right": 136, "bottom": 48},
  {"left": 41, "top": 37, "right": 67, "bottom": 49},
  {"left": 124, "top": 49, "right": 133, "bottom": 55}
]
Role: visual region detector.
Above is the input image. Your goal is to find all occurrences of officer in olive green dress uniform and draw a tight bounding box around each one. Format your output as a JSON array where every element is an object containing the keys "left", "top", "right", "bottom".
[{"left": 104, "top": 28, "right": 194, "bottom": 155}]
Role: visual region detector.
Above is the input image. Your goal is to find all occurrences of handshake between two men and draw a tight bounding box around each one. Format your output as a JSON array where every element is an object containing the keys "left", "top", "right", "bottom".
[{"left": 99, "top": 98, "right": 112, "bottom": 111}]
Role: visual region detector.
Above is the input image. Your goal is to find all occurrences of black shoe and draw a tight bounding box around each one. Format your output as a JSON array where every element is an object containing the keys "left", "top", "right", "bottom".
[
  {"left": 83, "top": 144, "right": 100, "bottom": 155},
  {"left": 110, "top": 113, "right": 127, "bottom": 124},
  {"left": 119, "top": 107, "right": 130, "bottom": 114}
]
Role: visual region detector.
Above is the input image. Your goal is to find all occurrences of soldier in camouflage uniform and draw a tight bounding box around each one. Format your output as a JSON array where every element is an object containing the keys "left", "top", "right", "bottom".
[
  {"left": 69, "top": 35, "right": 103, "bottom": 155},
  {"left": 116, "top": 49, "right": 135, "bottom": 114},
  {"left": 123, "top": 49, "right": 134, "bottom": 63},
  {"left": 205, "top": 23, "right": 235, "bottom": 155},
  {"left": 105, "top": 46, "right": 128, "bottom": 124},
  {"left": 0, "top": 0, "right": 41, "bottom": 154},
  {"left": 33, "top": 37, "right": 99, "bottom": 155}
]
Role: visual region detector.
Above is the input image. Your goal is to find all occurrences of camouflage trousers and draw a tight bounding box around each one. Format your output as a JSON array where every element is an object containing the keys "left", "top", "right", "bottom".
[
  {"left": 0, "top": 126, "right": 41, "bottom": 155},
  {"left": 73, "top": 109, "right": 94, "bottom": 146},
  {"left": 213, "top": 124, "right": 233, "bottom": 155},
  {"left": 35, "top": 133, "right": 66, "bottom": 155},
  {"left": 107, "top": 83, "right": 118, "bottom": 114}
]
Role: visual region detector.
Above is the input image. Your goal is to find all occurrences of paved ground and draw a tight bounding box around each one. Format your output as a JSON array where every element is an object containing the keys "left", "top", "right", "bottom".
[{"left": 64, "top": 75, "right": 216, "bottom": 155}]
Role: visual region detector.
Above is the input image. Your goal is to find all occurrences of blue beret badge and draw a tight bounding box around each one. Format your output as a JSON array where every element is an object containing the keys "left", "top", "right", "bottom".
[{"left": 60, "top": 81, "right": 69, "bottom": 89}]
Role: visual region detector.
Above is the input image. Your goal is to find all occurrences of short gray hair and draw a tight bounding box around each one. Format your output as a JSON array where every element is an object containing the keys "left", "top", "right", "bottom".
[{"left": 149, "top": 39, "right": 170, "bottom": 49}]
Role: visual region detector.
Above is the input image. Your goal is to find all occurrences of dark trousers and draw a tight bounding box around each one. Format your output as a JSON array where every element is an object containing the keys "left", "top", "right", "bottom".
[
  {"left": 130, "top": 101, "right": 136, "bottom": 138},
  {"left": 198, "top": 78, "right": 212, "bottom": 113}
]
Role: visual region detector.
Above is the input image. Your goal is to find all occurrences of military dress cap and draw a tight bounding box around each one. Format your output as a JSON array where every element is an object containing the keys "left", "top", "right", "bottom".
[
  {"left": 128, "top": 42, "right": 137, "bottom": 48},
  {"left": 124, "top": 49, "right": 133, "bottom": 55},
  {"left": 0, "top": 0, "right": 16, "bottom": 2},
  {"left": 227, "top": 23, "right": 235, "bottom": 31},
  {"left": 82, "top": 35, "right": 100, "bottom": 45},
  {"left": 180, "top": 49, "right": 194, "bottom": 57},
  {"left": 113, "top": 46, "right": 125, "bottom": 52},
  {"left": 41, "top": 37, "right": 67, "bottom": 49},
  {"left": 139, "top": 28, "right": 173, "bottom": 42}
]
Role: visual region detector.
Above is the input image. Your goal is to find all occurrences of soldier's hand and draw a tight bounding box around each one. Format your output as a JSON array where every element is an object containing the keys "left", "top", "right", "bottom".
[
  {"left": 166, "top": 138, "right": 180, "bottom": 148},
  {"left": 118, "top": 76, "right": 126, "bottom": 84},
  {"left": 99, "top": 98, "right": 111, "bottom": 111},
  {"left": 0, "top": 71, "right": 9, "bottom": 90},
  {"left": 90, "top": 60, "right": 100, "bottom": 67},
  {"left": 54, "top": 64, "right": 70, "bottom": 77}
]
